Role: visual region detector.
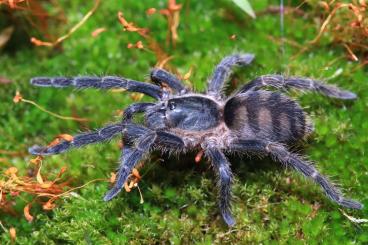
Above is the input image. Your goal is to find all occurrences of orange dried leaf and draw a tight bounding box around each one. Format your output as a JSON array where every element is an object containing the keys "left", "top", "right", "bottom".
[
  {"left": 36, "top": 169, "right": 44, "bottom": 185},
  {"left": 0, "top": 76, "right": 12, "bottom": 84},
  {"left": 124, "top": 182, "right": 131, "bottom": 192},
  {"left": 146, "top": 8, "right": 157, "bottom": 15},
  {"left": 30, "top": 156, "right": 43, "bottom": 165},
  {"left": 344, "top": 44, "right": 359, "bottom": 61},
  {"left": 36, "top": 161, "right": 44, "bottom": 184},
  {"left": 110, "top": 172, "right": 116, "bottom": 183},
  {"left": 91, "top": 27, "right": 106, "bottom": 37},
  {"left": 4, "top": 167, "right": 18, "bottom": 176},
  {"left": 40, "top": 181, "right": 53, "bottom": 189},
  {"left": 168, "top": 0, "right": 182, "bottom": 11},
  {"left": 59, "top": 166, "right": 67, "bottom": 176},
  {"left": 42, "top": 200, "right": 56, "bottom": 210},
  {"left": 9, "top": 227, "right": 16, "bottom": 241},
  {"left": 160, "top": 9, "right": 170, "bottom": 16},
  {"left": 182, "top": 66, "right": 193, "bottom": 81},
  {"left": 229, "top": 34, "right": 237, "bottom": 40},
  {"left": 160, "top": 0, "right": 182, "bottom": 46},
  {"left": 13, "top": 91, "right": 23, "bottom": 103},
  {"left": 30, "top": 37, "right": 53, "bottom": 47},
  {"left": 195, "top": 150, "right": 204, "bottom": 163},
  {"left": 319, "top": 1, "right": 330, "bottom": 11},
  {"left": 128, "top": 180, "right": 135, "bottom": 189},
  {"left": 136, "top": 40, "right": 144, "bottom": 49},
  {"left": 132, "top": 168, "right": 141, "bottom": 179},
  {"left": 0, "top": 26, "right": 14, "bottom": 49},
  {"left": 58, "top": 134, "right": 74, "bottom": 142},
  {"left": 118, "top": 11, "right": 149, "bottom": 36},
  {"left": 48, "top": 138, "right": 60, "bottom": 147},
  {"left": 130, "top": 92, "right": 144, "bottom": 101},
  {"left": 24, "top": 204, "right": 34, "bottom": 222}
]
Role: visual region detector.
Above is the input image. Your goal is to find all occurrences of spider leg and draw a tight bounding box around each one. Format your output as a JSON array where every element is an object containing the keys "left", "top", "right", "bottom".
[
  {"left": 150, "top": 68, "right": 188, "bottom": 94},
  {"left": 207, "top": 53, "right": 255, "bottom": 97},
  {"left": 121, "top": 102, "right": 155, "bottom": 122},
  {"left": 122, "top": 123, "right": 185, "bottom": 149},
  {"left": 104, "top": 131, "right": 156, "bottom": 201},
  {"left": 230, "top": 139, "right": 363, "bottom": 209},
  {"left": 30, "top": 76, "right": 164, "bottom": 100},
  {"left": 104, "top": 123, "right": 185, "bottom": 201},
  {"left": 28, "top": 124, "right": 123, "bottom": 155},
  {"left": 238, "top": 75, "right": 357, "bottom": 100},
  {"left": 205, "top": 147, "right": 235, "bottom": 227}
]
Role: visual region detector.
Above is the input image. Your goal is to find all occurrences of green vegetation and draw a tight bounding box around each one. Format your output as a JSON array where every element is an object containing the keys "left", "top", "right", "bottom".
[{"left": 1, "top": 0, "right": 367, "bottom": 244}]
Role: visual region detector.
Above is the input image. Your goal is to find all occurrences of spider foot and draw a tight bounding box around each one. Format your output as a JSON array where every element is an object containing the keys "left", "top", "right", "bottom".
[
  {"left": 28, "top": 144, "right": 68, "bottom": 156},
  {"left": 103, "top": 187, "right": 121, "bottom": 202},
  {"left": 339, "top": 198, "right": 364, "bottom": 210},
  {"left": 221, "top": 210, "right": 236, "bottom": 227}
]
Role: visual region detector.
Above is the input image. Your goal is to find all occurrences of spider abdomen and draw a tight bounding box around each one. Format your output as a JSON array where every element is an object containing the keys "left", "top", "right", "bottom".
[{"left": 224, "top": 90, "right": 313, "bottom": 142}]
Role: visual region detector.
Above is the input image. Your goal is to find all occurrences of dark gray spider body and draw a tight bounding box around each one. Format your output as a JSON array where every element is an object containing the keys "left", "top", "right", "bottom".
[{"left": 29, "top": 53, "right": 363, "bottom": 227}]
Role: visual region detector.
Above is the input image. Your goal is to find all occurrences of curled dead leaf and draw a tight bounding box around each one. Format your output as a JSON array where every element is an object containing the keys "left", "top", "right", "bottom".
[
  {"left": 110, "top": 172, "right": 116, "bottom": 183},
  {"left": 4, "top": 167, "right": 18, "bottom": 176},
  {"left": 195, "top": 150, "right": 204, "bottom": 163},
  {"left": 13, "top": 91, "right": 23, "bottom": 103},
  {"left": 130, "top": 92, "right": 144, "bottom": 101},
  {"left": 58, "top": 134, "right": 74, "bottom": 142},
  {"left": 42, "top": 200, "right": 56, "bottom": 210},
  {"left": 36, "top": 170, "right": 44, "bottom": 185},
  {"left": 229, "top": 34, "right": 237, "bottom": 40},
  {"left": 127, "top": 41, "right": 144, "bottom": 49},
  {"left": 146, "top": 8, "right": 157, "bottom": 15},
  {"left": 0, "top": 76, "right": 12, "bottom": 84},
  {"left": 124, "top": 182, "right": 131, "bottom": 192},
  {"left": 91, "top": 27, "right": 106, "bottom": 37},
  {"left": 30, "top": 156, "right": 43, "bottom": 165},
  {"left": 9, "top": 227, "right": 16, "bottom": 242},
  {"left": 0, "top": 26, "right": 14, "bottom": 49},
  {"left": 132, "top": 168, "right": 141, "bottom": 179},
  {"left": 118, "top": 11, "right": 149, "bottom": 36},
  {"left": 182, "top": 66, "right": 193, "bottom": 81},
  {"left": 24, "top": 204, "right": 34, "bottom": 222}
]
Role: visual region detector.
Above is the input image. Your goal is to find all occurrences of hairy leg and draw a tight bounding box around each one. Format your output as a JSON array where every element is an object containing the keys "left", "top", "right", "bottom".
[
  {"left": 28, "top": 124, "right": 123, "bottom": 155},
  {"left": 104, "top": 132, "right": 156, "bottom": 201},
  {"left": 150, "top": 68, "right": 188, "bottom": 94},
  {"left": 207, "top": 53, "right": 255, "bottom": 97},
  {"left": 230, "top": 139, "right": 363, "bottom": 209},
  {"left": 104, "top": 123, "right": 185, "bottom": 200},
  {"left": 122, "top": 123, "right": 185, "bottom": 149},
  {"left": 30, "top": 76, "right": 164, "bottom": 99},
  {"left": 238, "top": 75, "right": 357, "bottom": 100},
  {"left": 122, "top": 102, "right": 155, "bottom": 122},
  {"left": 205, "top": 147, "right": 235, "bottom": 227}
]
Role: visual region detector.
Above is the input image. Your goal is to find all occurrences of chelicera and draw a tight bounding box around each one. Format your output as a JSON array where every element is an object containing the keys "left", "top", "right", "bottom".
[{"left": 29, "top": 53, "right": 362, "bottom": 226}]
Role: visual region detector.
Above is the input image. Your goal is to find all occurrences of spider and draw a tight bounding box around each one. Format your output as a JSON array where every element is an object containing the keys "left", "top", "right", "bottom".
[{"left": 29, "top": 53, "right": 363, "bottom": 227}]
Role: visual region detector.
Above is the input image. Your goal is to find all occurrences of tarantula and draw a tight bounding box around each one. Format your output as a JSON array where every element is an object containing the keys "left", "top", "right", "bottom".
[{"left": 29, "top": 53, "right": 363, "bottom": 226}]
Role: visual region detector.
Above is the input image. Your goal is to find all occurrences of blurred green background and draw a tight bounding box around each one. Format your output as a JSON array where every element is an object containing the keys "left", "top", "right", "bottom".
[{"left": 1, "top": 0, "right": 367, "bottom": 244}]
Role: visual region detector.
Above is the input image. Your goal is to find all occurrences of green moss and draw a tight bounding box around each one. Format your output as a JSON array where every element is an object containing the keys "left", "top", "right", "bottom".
[{"left": 1, "top": 0, "right": 367, "bottom": 244}]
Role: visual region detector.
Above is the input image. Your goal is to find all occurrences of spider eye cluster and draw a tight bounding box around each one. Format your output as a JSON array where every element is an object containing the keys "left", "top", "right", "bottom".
[{"left": 168, "top": 101, "right": 176, "bottom": 110}]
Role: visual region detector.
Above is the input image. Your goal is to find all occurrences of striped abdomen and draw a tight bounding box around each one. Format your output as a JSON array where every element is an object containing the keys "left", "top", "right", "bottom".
[{"left": 224, "top": 91, "right": 313, "bottom": 143}]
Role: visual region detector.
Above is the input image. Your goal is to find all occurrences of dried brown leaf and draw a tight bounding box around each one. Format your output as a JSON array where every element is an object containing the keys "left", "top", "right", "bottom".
[
  {"left": 23, "top": 204, "right": 34, "bottom": 222},
  {"left": 0, "top": 26, "right": 14, "bottom": 49},
  {"left": 91, "top": 27, "right": 106, "bottom": 37},
  {"left": 9, "top": 227, "right": 16, "bottom": 242},
  {"left": 0, "top": 76, "right": 13, "bottom": 84},
  {"left": 146, "top": 8, "right": 157, "bottom": 15}
]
